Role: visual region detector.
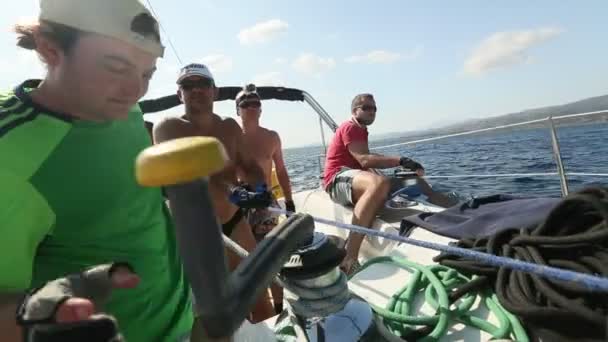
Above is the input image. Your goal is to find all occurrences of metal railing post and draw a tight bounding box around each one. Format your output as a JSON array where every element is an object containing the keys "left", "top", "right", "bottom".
[
  {"left": 317, "top": 116, "right": 327, "bottom": 186},
  {"left": 302, "top": 91, "right": 339, "bottom": 132},
  {"left": 319, "top": 115, "right": 328, "bottom": 154},
  {"left": 317, "top": 155, "right": 324, "bottom": 186},
  {"left": 547, "top": 116, "right": 569, "bottom": 197}
]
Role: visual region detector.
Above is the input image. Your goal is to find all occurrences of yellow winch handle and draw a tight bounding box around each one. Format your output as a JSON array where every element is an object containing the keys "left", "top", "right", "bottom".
[{"left": 135, "top": 136, "right": 228, "bottom": 187}]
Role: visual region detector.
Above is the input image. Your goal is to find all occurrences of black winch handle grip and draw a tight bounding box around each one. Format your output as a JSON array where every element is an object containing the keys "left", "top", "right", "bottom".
[{"left": 135, "top": 137, "right": 313, "bottom": 339}]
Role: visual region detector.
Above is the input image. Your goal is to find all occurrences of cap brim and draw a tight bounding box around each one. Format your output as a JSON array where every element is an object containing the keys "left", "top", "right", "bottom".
[{"left": 176, "top": 73, "right": 215, "bottom": 84}]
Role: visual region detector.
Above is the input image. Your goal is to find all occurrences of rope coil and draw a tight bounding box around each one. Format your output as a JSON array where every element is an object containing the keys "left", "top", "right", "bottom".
[
  {"left": 434, "top": 187, "right": 608, "bottom": 341},
  {"left": 267, "top": 206, "right": 608, "bottom": 292},
  {"left": 351, "top": 257, "right": 529, "bottom": 341}
]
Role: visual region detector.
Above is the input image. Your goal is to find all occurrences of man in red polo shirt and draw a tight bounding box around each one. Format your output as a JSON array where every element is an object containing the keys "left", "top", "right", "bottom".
[{"left": 323, "top": 93, "right": 455, "bottom": 273}]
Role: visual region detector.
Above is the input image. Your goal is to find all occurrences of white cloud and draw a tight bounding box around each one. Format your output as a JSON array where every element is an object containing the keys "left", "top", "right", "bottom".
[
  {"left": 200, "top": 54, "right": 234, "bottom": 73},
  {"left": 346, "top": 47, "right": 423, "bottom": 64},
  {"left": 274, "top": 57, "right": 287, "bottom": 64},
  {"left": 238, "top": 19, "right": 289, "bottom": 45},
  {"left": 252, "top": 71, "right": 284, "bottom": 86},
  {"left": 464, "top": 27, "right": 563, "bottom": 75},
  {"left": 292, "top": 53, "right": 336, "bottom": 76},
  {"left": 346, "top": 50, "right": 401, "bottom": 64}
]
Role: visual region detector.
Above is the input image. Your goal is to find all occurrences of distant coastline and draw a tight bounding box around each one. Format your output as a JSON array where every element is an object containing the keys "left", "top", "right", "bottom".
[
  {"left": 370, "top": 113, "right": 608, "bottom": 145},
  {"left": 370, "top": 94, "right": 608, "bottom": 143},
  {"left": 287, "top": 94, "right": 608, "bottom": 152}
]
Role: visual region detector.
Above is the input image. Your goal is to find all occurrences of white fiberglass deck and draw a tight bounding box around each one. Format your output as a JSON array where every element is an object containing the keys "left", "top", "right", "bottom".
[{"left": 232, "top": 189, "right": 505, "bottom": 341}]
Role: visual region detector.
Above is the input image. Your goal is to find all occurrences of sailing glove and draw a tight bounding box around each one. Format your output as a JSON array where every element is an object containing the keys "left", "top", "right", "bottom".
[
  {"left": 399, "top": 157, "right": 424, "bottom": 171},
  {"left": 16, "top": 263, "right": 134, "bottom": 342},
  {"left": 285, "top": 200, "right": 296, "bottom": 215}
]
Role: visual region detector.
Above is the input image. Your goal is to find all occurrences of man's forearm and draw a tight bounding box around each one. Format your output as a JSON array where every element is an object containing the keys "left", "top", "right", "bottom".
[
  {"left": 1, "top": 293, "right": 22, "bottom": 342},
  {"left": 359, "top": 154, "right": 400, "bottom": 169},
  {"left": 276, "top": 168, "right": 293, "bottom": 201}
]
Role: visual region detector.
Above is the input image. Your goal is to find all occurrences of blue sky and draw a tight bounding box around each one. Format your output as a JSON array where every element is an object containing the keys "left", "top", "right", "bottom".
[{"left": 1, "top": 1, "right": 607, "bottom": 147}]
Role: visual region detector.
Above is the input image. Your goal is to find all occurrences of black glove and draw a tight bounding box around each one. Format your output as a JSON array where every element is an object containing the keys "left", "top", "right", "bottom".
[
  {"left": 285, "top": 200, "right": 296, "bottom": 215},
  {"left": 229, "top": 183, "right": 273, "bottom": 209},
  {"left": 399, "top": 157, "right": 424, "bottom": 171},
  {"left": 16, "top": 263, "right": 134, "bottom": 342}
]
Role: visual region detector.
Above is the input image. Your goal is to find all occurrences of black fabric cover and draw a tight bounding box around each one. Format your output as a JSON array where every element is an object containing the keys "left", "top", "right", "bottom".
[{"left": 400, "top": 194, "right": 561, "bottom": 239}]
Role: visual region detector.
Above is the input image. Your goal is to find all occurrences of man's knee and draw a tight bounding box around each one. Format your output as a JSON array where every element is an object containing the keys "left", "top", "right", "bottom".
[
  {"left": 371, "top": 174, "right": 391, "bottom": 196},
  {"left": 350, "top": 171, "right": 390, "bottom": 202}
]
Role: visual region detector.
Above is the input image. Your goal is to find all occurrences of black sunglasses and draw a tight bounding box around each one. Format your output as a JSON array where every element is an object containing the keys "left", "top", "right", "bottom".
[
  {"left": 357, "top": 105, "right": 377, "bottom": 112},
  {"left": 239, "top": 101, "right": 262, "bottom": 109},
  {"left": 179, "top": 78, "right": 214, "bottom": 91}
]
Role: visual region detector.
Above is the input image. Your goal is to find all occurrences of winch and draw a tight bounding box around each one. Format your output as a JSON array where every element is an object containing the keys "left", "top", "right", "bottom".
[{"left": 276, "top": 231, "right": 385, "bottom": 342}]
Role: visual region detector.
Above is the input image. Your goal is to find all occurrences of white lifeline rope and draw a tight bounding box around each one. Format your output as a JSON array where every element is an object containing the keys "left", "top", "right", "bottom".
[
  {"left": 267, "top": 208, "right": 608, "bottom": 292},
  {"left": 399, "top": 172, "right": 608, "bottom": 179}
]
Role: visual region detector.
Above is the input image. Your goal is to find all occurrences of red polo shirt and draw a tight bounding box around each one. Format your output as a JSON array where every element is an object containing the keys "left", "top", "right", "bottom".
[{"left": 323, "top": 119, "right": 368, "bottom": 189}]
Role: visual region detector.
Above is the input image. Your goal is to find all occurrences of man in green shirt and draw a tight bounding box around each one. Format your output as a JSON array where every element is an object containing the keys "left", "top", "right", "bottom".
[{"left": 0, "top": 0, "right": 193, "bottom": 340}]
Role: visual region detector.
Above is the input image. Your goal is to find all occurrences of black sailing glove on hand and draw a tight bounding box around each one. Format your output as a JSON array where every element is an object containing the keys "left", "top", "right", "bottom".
[
  {"left": 399, "top": 157, "right": 424, "bottom": 171},
  {"left": 285, "top": 200, "right": 296, "bottom": 216},
  {"left": 16, "top": 263, "right": 136, "bottom": 342}
]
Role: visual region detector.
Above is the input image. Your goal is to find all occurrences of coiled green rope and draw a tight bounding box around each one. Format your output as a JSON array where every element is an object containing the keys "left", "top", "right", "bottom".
[{"left": 350, "top": 256, "right": 529, "bottom": 341}]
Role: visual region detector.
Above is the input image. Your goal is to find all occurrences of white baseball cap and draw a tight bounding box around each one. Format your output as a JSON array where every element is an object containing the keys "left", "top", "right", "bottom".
[
  {"left": 176, "top": 63, "right": 215, "bottom": 84},
  {"left": 38, "top": 0, "right": 165, "bottom": 58}
]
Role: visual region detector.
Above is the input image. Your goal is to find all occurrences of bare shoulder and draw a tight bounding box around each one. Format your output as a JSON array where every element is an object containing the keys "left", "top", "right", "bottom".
[
  {"left": 266, "top": 128, "right": 279, "bottom": 138},
  {"left": 154, "top": 116, "right": 190, "bottom": 133},
  {"left": 263, "top": 128, "right": 282, "bottom": 152},
  {"left": 218, "top": 115, "right": 243, "bottom": 134},
  {"left": 152, "top": 116, "right": 193, "bottom": 142},
  {"left": 265, "top": 128, "right": 281, "bottom": 143}
]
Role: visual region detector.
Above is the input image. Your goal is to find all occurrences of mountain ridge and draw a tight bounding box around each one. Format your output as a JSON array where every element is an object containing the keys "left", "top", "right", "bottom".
[{"left": 370, "top": 93, "right": 608, "bottom": 142}]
